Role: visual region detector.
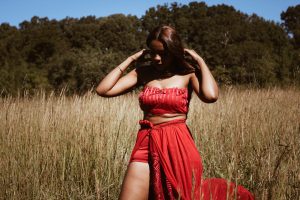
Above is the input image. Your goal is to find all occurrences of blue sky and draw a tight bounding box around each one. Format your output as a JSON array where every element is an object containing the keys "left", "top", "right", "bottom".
[{"left": 1, "top": 0, "right": 299, "bottom": 27}]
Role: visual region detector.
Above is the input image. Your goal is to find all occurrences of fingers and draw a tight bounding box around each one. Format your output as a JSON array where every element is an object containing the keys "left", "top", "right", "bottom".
[
  {"left": 184, "top": 48, "right": 193, "bottom": 57},
  {"left": 131, "top": 49, "right": 146, "bottom": 60},
  {"left": 184, "top": 48, "right": 194, "bottom": 56},
  {"left": 139, "top": 49, "right": 150, "bottom": 57},
  {"left": 185, "top": 48, "right": 198, "bottom": 55},
  {"left": 131, "top": 49, "right": 151, "bottom": 62},
  {"left": 184, "top": 48, "right": 203, "bottom": 62},
  {"left": 142, "top": 49, "right": 150, "bottom": 56}
]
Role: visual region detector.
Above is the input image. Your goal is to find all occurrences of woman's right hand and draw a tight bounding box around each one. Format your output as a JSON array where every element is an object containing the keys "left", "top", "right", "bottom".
[
  {"left": 130, "top": 49, "right": 149, "bottom": 62},
  {"left": 96, "top": 49, "right": 147, "bottom": 97}
]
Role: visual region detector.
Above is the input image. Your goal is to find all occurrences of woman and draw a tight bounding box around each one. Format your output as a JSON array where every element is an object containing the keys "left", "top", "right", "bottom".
[{"left": 96, "top": 25, "right": 254, "bottom": 200}]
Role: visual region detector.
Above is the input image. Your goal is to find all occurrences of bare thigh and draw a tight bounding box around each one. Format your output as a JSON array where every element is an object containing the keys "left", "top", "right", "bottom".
[{"left": 119, "top": 162, "right": 150, "bottom": 200}]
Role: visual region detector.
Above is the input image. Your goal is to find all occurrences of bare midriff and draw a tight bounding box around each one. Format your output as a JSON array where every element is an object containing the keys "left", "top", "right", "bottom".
[{"left": 144, "top": 113, "right": 187, "bottom": 125}]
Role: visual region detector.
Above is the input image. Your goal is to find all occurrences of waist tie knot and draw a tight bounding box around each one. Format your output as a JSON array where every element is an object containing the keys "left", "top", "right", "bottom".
[{"left": 139, "top": 119, "right": 154, "bottom": 129}]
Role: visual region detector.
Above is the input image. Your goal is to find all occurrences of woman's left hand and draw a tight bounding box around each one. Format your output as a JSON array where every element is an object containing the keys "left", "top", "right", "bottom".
[
  {"left": 184, "top": 48, "right": 204, "bottom": 62},
  {"left": 185, "top": 48, "right": 219, "bottom": 103}
]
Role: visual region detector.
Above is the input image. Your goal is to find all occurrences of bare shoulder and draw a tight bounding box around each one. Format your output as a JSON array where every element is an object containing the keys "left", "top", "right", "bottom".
[
  {"left": 188, "top": 72, "right": 196, "bottom": 79},
  {"left": 183, "top": 72, "right": 194, "bottom": 82},
  {"left": 188, "top": 72, "right": 200, "bottom": 85},
  {"left": 127, "top": 67, "right": 138, "bottom": 76}
]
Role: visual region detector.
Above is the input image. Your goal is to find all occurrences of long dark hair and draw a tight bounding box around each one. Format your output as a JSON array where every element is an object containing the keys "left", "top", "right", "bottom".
[{"left": 146, "top": 25, "right": 197, "bottom": 75}]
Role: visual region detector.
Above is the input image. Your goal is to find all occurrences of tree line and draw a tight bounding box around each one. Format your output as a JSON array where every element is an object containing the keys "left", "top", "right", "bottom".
[{"left": 0, "top": 2, "right": 299, "bottom": 96}]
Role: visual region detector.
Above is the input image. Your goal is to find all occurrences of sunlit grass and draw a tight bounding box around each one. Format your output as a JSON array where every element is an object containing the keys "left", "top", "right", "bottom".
[{"left": 0, "top": 86, "right": 299, "bottom": 199}]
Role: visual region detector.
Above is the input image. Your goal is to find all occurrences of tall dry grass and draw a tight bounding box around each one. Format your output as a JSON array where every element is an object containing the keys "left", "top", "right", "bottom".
[{"left": 0, "top": 86, "right": 299, "bottom": 200}]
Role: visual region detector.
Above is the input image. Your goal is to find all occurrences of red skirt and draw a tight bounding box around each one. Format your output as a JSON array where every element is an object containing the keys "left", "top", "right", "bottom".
[{"left": 129, "top": 119, "right": 254, "bottom": 200}]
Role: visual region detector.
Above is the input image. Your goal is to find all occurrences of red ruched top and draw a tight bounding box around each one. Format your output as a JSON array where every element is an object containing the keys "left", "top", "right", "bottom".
[{"left": 138, "top": 86, "right": 189, "bottom": 115}]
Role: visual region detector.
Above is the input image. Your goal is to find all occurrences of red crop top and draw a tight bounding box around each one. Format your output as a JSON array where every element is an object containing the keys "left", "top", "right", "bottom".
[{"left": 138, "top": 86, "right": 189, "bottom": 115}]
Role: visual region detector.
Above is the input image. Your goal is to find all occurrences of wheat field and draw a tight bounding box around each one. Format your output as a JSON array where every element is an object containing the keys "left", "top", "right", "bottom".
[{"left": 0, "top": 86, "right": 299, "bottom": 200}]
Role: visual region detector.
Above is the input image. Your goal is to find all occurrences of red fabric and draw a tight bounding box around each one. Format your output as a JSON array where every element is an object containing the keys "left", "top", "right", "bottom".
[
  {"left": 128, "top": 87, "right": 255, "bottom": 199},
  {"left": 129, "top": 119, "right": 255, "bottom": 200},
  {"left": 138, "top": 86, "right": 189, "bottom": 115}
]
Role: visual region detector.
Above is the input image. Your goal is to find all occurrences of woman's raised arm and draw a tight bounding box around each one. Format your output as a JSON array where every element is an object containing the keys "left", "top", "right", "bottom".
[
  {"left": 95, "top": 49, "right": 146, "bottom": 97},
  {"left": 184, "top": 48, "right": 219, "bottom": 103}
]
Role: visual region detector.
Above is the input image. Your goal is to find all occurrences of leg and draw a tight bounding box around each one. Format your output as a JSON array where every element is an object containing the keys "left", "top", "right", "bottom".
[{"left": 119, "top": 162, "right": 150, "bottom": 200}]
